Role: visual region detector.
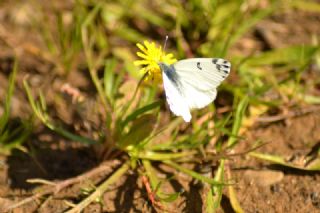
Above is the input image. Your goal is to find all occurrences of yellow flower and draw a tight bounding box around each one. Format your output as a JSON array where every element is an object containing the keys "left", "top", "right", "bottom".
[{"left": 134, "top": 40, "right": 177, "bottom": 83}]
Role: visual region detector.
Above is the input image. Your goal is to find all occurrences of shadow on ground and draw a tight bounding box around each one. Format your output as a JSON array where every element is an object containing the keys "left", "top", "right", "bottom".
[{"left": 6, "top": 135, "right": 98, "bottom": 190}]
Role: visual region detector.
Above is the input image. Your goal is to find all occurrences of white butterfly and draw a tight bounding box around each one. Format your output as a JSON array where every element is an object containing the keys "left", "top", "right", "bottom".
[{"left": 159, "top": 58, "right": 231, "bottom": 122}]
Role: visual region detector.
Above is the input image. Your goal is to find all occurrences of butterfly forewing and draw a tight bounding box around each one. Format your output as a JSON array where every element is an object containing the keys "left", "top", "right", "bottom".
[
  {"left": 173, "top": 58, "right": 230, "bottom": 90},
  {"left": 172, "top": 58, "right": 231, "bottom": 109}
]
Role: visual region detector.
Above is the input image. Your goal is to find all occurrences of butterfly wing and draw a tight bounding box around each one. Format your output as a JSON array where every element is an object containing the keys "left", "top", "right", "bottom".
[
  {"left": 162, "top": 71, "right": 192, "bottom": 122},
  {"left": 173, "top": 58, "right": 231, "bottom": 109},
  {"left": 161, "top": 58, "right": 230, "bottom": 122}
]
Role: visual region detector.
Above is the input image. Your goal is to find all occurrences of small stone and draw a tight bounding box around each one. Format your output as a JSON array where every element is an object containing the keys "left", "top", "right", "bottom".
[{"left": 244, "top": 169, "right": 284, "bottom": 187}]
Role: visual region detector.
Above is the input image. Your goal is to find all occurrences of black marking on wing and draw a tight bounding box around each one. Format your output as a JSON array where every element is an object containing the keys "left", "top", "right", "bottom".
[
  {"left": 212, "top": 59, "right": 218, "bottom": 64},
  {"left": 197, "top": 62, "right": 202, "bottom": 70},
  {"left": 210, "top": 58, "right": 231, "bottom": 79},
  {"left": 211, "top": 58, "right": 231, "bottom": 76}
]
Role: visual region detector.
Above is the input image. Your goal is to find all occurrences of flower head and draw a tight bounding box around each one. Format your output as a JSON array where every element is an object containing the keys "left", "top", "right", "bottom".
[{"left": 134, "top": 40, "right": 177, "bottom": 83}]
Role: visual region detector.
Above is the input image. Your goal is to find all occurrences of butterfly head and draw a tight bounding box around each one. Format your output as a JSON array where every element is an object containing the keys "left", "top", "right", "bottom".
[
  {"left": 158, "top": 62, "right": 173, "bottom": 73},
  {"left": 158, "top": 62, "right": 165, "bottom": 71}
]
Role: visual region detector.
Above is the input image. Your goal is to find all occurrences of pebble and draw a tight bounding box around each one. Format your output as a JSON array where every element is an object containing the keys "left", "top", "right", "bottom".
[{"left": 244, "top": 169, "right": 284, "bottom": 186}]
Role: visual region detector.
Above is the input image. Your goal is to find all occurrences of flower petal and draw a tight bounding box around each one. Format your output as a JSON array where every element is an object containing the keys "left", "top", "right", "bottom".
[
  {"left": 134, "top": 60, "right": 150, "bottom": 65},
  {"left": 136, "top": 43, "right": 147, "bottom": 54},
  {"left": 134, "top": 40, "right": 177, "bottom": 83},
  {"left": 136, "top": 52, "right": 149, "bottom": 59}
]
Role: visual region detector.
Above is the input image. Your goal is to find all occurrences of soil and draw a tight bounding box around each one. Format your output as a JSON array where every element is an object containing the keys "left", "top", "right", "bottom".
[{"left": 0, "top": 1, "right": 320, "bottom": 213}]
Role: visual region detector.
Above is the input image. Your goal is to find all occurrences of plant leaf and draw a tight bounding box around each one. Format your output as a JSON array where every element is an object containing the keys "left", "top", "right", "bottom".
[{"left": 118, "top": 114, "right": 157, "bottom": 149}]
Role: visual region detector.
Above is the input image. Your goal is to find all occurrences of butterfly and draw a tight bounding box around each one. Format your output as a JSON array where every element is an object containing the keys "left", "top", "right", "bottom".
[{"left": 158, "top": 58, "right": 231, "bottom": 122}]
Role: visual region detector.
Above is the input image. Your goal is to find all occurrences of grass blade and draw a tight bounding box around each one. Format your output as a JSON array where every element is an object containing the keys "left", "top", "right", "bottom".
[
  {"left": 227, "top": 96, "right": 249, "bottom": 148},
  {"left": 164, "top": 160, "right": 226, "bottom": 186},
  {"left": 243, "top": 45, "right": 319, "bottom": 67},
  {"left": 121, "top": 101, "right": 161, "bottom": 128},
  {"left": 209, "top": 160, "right": 224, "bottom": 212},
  {"left": 66, "top": 161, "right": 130, "bottom": 213},
  {"left": 0, "top": 59, "right": 18, "bottom": 131},
  {"left": 249, "top": 152, "right": 320, "bottom": 171},
  {"left": 226, "top": 165, "right": 244, "bottom": 213},
  {"left": 24, "top": 80, "right": 97, "bottom": 145}
]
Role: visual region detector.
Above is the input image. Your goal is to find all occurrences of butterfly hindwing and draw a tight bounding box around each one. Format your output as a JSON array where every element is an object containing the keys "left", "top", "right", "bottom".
[{"left": 162, "top": 71, "right": 191, "bottom": 122}]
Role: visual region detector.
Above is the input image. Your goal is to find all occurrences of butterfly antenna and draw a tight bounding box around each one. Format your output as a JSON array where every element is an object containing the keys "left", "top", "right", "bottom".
[{"left": 163, "top": 35, "right": 169, "bottom": 51}]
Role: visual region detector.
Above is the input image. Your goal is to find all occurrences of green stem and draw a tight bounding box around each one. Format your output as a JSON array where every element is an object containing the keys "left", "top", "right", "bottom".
[
  {"left": 142, "top": 160, "right": 159, "bottom": 189},
  {"left": 136, "top": 150, "right": 196, "bottom": 161},
  {"left": 163, "top": 160, "right": 225, "bottom": 186}
]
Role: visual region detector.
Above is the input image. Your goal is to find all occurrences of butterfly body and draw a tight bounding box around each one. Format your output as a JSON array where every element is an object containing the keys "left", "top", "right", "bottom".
[{"left": 159, "top": 58, "right": 231, "bottom": 122}]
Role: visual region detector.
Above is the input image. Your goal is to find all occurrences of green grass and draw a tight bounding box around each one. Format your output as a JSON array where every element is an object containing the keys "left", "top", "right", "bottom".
[
  {"left": 2, "top": 0, "right": 320, "bottom": 212},
  {"left": 0, "top": 60, "right": 32, "bottom": 154}
]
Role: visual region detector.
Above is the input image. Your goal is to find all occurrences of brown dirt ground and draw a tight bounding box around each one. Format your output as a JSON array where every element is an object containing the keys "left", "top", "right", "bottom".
[{"left": 0, "top": 1, "right": 320, "bottom": 213}]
